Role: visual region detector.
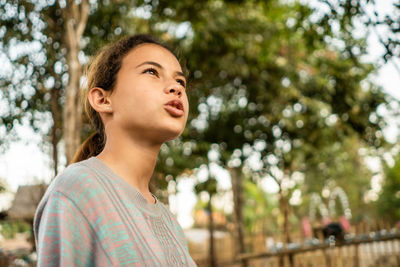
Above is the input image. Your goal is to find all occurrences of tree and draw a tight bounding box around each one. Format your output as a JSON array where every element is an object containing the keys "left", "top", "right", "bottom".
[
  {"left": 333, "top": 0, "right": 400, "bottom": 71},
  {"left": 298, "top": 135, "right": 375, "bottom": 222},
  {"left": 243, "top": 177, "right": 277, "bottom": 234},
  {"left": 0, "top": 0, "right": 143, "bottom": 171},
  {"left": 194, "top": 168, "right": 218, "bottom": 267},
  {"left": 62, "top": 0, "right": 90, "bottom": 163},
  {"left": 150, "top": 0, "right": 390, "bottom": 259},
  {"left": 376, "top": 153, "right": 400, "bottom": 224},
  {"left": 1, "top": 2, "right": 396, "bottom": 262}
]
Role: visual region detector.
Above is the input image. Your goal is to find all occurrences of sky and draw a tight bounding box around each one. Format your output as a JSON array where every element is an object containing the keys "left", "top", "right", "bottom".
[{"left": 0, "top": 1, "right": 399, "bottom": 227}]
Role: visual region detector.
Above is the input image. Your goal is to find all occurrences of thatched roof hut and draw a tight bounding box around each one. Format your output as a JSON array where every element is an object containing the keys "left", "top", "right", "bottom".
[{"left": 7, "top": 184, "right": 47, "bottom": 221}]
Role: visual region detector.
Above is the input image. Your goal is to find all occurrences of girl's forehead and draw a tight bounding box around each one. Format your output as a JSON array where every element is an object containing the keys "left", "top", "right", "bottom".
[{"left": 123, "top": 43, "right": 182, "bottom": 70}]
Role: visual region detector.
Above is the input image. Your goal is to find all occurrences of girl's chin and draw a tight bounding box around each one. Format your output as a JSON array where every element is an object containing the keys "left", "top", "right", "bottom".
[
  {"left": 131, "top": 125, "right": 184, "bottom": 143},
  {"left": 162, "top": 121, "right": 186, "bottom": 135},
  {"left": 160, "top": 129, "right": 184, "bottom": 142},
  {"left": 119, "top": 121, "right": 186, "bottom": 143}
]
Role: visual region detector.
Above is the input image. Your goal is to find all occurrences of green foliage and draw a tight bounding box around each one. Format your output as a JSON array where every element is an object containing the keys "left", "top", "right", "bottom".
[
  {"left": 0, "top": 177, "right": 9, "bottom": 195},
  {"left": 376, "top": 154, "right": 400, "bottom": 224},
  {"left": 243, "top": 178, "right": 277, "bottom": 233},
  {"left": 0, "top": 220, "right": 32, "bottom": 239},
  {"left": 1, "top": 0, "right": 397, "bottom": 230},
  {"left": 174, "top": 0, "right": 385, "bottom": 169},
  {"left": 298, "top": 136, "right": 373, "bottom": 220},
  {"left": 195, "top": 176, "right": 218, "bottom": 196},
  {"left": 149, "top": 0, "right": 393, "bottom": 232},
  {"left": 0, "top": 0, "right": 144, "bottom": 150},
  {"left": 158, "top": 0, "right": 389, "bottom": 218}
]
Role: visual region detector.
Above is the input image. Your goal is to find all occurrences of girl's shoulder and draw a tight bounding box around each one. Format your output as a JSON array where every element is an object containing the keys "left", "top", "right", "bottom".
[
  {"left": 49, "top": 158, "right": 99, "bottom": 193},
  {"left": 38, "top": 158, "right": 109, "bottom": 210}
]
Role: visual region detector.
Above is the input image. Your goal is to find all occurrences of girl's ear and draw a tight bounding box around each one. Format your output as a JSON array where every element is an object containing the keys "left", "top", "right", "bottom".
[{"left": 87, "top": 87, "right": 113, "bottom": 113}]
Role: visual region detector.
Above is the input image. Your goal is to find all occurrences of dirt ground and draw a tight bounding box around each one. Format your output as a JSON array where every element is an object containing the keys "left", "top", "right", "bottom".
[{"left": 0, "top": 233, "right": 32, "bottom": 252}]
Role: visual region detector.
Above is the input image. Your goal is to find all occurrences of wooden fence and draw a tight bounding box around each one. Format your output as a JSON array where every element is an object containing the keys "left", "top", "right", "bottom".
[{"left": 190, "top": 227, "right": 400, "bottom": 267}]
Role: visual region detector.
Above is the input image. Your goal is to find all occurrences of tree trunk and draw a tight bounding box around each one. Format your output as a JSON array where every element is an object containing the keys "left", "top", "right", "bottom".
[
  {"left": 62, "top": 0, "right": 89, "bottom": 164},
  {"left": 280, "top": 195, "right": 291, "bottom": 244},
  {"left": 208, "top": 195, "right": 217, "bottom": 267},
  {"left": 279, "top": 194, "right": 293, "bottom": 267},
  {"left": 50, "top": 86, "right": 61, "bottom": 176},
  {"left": 229, "top": 167, "right": 248, "bottom": 267}
]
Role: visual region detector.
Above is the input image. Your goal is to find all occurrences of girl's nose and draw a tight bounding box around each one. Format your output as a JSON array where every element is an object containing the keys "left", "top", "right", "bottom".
[{"left": 165, "top": 82, "right": 182, "bottom": 96}]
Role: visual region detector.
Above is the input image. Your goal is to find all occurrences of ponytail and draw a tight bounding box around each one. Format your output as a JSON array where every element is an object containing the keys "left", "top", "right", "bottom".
[{"left": 71, "top": 131, "right": 105, "bottom": 164}]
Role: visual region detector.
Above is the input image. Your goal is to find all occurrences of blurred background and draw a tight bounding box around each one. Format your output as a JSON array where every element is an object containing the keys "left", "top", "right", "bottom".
[{"left": 0, "top": 0, "right": 400, "bottom": 266}]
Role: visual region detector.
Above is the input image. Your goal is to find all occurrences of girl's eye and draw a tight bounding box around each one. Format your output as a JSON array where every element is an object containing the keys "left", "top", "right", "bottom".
[
  {"left": 176, "top": 79, "right": 186, "bottom": 88},
  {"left": 143, "top": 68, "right": 159, "bottom": 76}
]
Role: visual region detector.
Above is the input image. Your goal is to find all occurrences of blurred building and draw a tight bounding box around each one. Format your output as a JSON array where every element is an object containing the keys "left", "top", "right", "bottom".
[{"left": 7, "top": 184, "right": 47, "bottom": 221}]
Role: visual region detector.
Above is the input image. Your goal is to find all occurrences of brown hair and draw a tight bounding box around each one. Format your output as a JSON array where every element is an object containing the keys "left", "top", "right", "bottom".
[{"left": 71, "top": 34, "right": 180, "bottom": 163}]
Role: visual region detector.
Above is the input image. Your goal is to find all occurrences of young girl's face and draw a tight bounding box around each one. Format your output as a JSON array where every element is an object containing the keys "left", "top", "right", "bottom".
[{"left": 108, "top": 43, "right": 189, "bottom": 143}]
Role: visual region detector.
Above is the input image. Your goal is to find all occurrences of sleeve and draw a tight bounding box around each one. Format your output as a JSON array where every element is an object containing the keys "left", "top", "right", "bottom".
[{"left": 35, "top": 191, "right": 98, "bottom": 267}]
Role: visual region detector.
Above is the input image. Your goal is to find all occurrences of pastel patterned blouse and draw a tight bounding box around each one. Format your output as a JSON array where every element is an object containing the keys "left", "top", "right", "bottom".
[{"left": 34, "top": 157, "right": 197, "bottom": 266}]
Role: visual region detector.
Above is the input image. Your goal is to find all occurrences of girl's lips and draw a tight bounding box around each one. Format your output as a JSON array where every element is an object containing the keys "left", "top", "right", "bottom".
[
  {"left": 164, "top": 99, "right": 184, "bottom": 117},
  {"left": 165, "top": 99, "right": 183, "bottom": 111},
  {"left": 164, "top": 103, "right": 184, "bottom": 117}
]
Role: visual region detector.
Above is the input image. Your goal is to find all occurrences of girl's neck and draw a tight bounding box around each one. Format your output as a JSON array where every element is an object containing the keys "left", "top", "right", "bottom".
[{"left": 96, "top": 133, "right": 161, "bottom": 204}]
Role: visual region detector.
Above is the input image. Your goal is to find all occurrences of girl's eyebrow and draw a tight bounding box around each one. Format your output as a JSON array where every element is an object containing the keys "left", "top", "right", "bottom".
[
  {"left": 136, "top": 61, "right": 163, "bottom": 69},
  {"left": 136, "top": 61, "right": 186, "bottom": 78}
]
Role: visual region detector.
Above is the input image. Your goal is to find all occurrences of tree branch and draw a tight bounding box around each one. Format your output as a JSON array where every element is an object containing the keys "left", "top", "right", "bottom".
[
  {"left": 76, "top": 0, "right": 90, "bottom": 40},
  {"left": 72, "top": 0, "right": 79, "bottom": 22}
]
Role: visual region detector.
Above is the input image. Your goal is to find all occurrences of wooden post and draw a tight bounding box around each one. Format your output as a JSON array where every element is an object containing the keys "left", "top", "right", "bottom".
[
  {"left": 323, "top": 249, "right": 332, "bottom": 267},
  {"left": 354, "top": 223, "right": 360, "bottom": 267},
  {"left": 391, "top": 239, "right": 400, "bottom": 267},
  {"left": 207, "top": 196, "right": 217, "bottom": 267},
  {"left": 376, "top": 221, "right": 384, "bottom": 267},
  {"left": 229, "top": 167, "right": 248, "bottom": 267},
  {"left": 353, "top": 243, "right": 359, "bottom": 267},
  {"left": 336, "top": 247, "right": 343, "bottom": 267}
]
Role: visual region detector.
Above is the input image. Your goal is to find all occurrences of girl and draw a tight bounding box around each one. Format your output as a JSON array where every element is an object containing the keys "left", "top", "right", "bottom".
[{"left": 34, "top": 35, "right": 197, "bottom": 266}]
